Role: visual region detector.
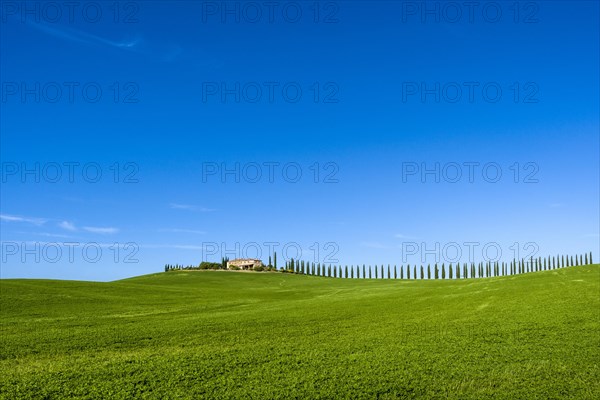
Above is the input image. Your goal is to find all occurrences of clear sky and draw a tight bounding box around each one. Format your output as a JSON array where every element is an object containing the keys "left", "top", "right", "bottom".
[{"left": 1, "top": 1, "right": 598, "bottom": 281}]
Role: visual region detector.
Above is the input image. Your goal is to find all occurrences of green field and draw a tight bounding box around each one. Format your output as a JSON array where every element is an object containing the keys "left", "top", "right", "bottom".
[{"left": 1, "top": 265, "right": 599, "bottom": 399}]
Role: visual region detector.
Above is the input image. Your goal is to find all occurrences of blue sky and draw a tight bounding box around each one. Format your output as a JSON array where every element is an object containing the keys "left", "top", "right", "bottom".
[{"left": 1, "top": 1, "right": 598, "bottom": 280}]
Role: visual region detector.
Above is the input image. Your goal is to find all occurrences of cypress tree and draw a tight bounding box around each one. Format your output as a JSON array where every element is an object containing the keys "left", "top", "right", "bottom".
[
  {"left": 456, "top": 263, "right": 460, "bottom": 279},
  {"left": 363, "top": 264, "right": 366, "bottom": 279},
  {"left": 570, "top": 255, "right": 574, "bottom": 266},
  {"left": 590, "top": 251, "right": 593, "bottom": 264},
  {"left": 427, "top": 264, "right": 431, "bottom": 280},
  {"left": 369, "top": 266, "right": 372, "bottom": 279},
  {"left": 421, "top": 265, "right": 424, "bottom": 280},
  {"left": 400, "top": 265, "right": 404, "bottom": 279},
  {"left": 413, "top": 265, "right": 416, "bottom": 280},
  {"left": 374, "top": 266, "right": 378, "bottom": 279},
  {"left": 580, "top": 254, "right": 583, "bottom": 265},
  {"left": 268, "top": 255, "right": 272, "bottom": 267},
  {"left": 441, "top": 263, "right": 446, "bottom": 279},
  {"left": 274, "top": 252, "right": 277, "bottom": 269},
  {"left": 561, "top": 255, "right": 565, "bottom": 267},
  {"left": 449, "top": 263, "right": 453, "bottom": 279},
  {"left": 463, "top": 263, "right": 467, "bottom": 279},
  {"left": 434, "top": 263, "right": 439, "bottom": 279},
  {"left": 407, "top": 264, "right": 410, "bottom": 280},
  {"left": 585, "top": 253, "right": 588, "bottom": 265},
  {"left": 388, "top": 264, "right": 391, "bottom": 279},
  {"left": 394, "top": 265, "right": 397, "bottom": 279}
]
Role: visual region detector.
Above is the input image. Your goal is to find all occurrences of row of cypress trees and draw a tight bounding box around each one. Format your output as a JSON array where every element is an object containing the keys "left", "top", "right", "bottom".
[{"left": 279, "top": 252, "right": 594, "bottom": 279}]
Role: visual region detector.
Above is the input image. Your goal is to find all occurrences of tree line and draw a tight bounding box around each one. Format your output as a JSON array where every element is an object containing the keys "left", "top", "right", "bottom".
[{"left": 165, "top": 252, "right": 594, "bottom": 279}]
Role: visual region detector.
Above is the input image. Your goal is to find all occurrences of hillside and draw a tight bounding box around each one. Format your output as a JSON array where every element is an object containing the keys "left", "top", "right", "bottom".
[{"left": 1, "top": 266, "right": 599, "bottom": 399}]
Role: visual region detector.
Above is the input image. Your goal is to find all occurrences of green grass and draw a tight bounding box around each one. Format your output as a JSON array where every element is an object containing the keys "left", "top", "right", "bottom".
[{"left": 1, "top": 266, "right": 599, "bottom": 399}]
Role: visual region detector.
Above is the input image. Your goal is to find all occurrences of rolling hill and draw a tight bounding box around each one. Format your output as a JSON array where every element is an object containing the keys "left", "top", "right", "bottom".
[{"left": 1, "top": 265, "right": 599, "bottom": 399}]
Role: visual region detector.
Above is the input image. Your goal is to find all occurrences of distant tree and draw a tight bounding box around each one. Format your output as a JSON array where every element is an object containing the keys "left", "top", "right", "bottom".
[
  {"left": 441, "top": 263, "right": 446, "bottom": 279},
  {"left": 456, "top": 263, "right": 460, "bottom": 279},
  {"left": 400, "top": 265, "right": 404, "bottom": 280},
  {"left": 388, "top": 264, "right": 391, "bottom": 279},
  {"left": 590, "top": 251, "right": 593, "bottom": 264},
  {"left": 369, "top": 266, "right": 372, "bottom": 279},
  {"left": 579, "top": 254, "right": 583, "bottom": 265},
  {"left": 374, "top": 266, "right": 378, "bottom": 279},
  {"left": 585, "top": 253, "right": 589, "bottom": 265},
  {"left": 394, "top": 265, "right": 397, "bottom": 279},
  {"left": 428, "top": 264, "right": 431, "bottom": 280},
  {"left": 413, "top": 265, "right": 416, "bottom": 280},
  {"left": 350, "top": 265, "right": 354, "bottom": 279},
  {"left": 407, "top": 264, "right": 410, "bottom": 280},
  {"left": 463, "top": 263, "right": 467, "bottom": 279},
  {"left": 570, "top": 255, "right": 574, "bottom": 266},
  {"left": 561, "top": 255, "right": 565, "bottom": 268},
  {"left": 363, "top": 264, "right": 366, "bottom": 279},
  {"left": 274, "top": 252, "right": 277, "bottom": 269},
  {"left": 449, "top": 263, "right": 453, "bottom": 279},
  {"left": 268, "top": 255, "right": 272, "bottom": 268},
  {"left": 434, "top": 263, "right": 439, "bottom": 280},
  {"left": 421, "top": 265, "right": 425, "bottom": 280}
]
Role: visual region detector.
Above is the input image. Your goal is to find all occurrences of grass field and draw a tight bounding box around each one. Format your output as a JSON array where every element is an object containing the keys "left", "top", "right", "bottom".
[{"left": 1, "top": 265, "right": 599, "bottom": 399}]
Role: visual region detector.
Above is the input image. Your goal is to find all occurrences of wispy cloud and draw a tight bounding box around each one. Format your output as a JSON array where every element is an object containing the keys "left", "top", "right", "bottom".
[
  {"left": 14, "top": 231, "right": 74, "bottom": 239},
  {"left": 0, "top": 214, "right": 47, "bottom": 226},
  {"left": 58, "top": 221, "right": 77, "bottom": 231},
  {"left": 169, "top": 203, "right": 215, "bottom": 212},
  {"left": 158, "top": 228, "right": 207, "bottom": 234},
  {"left": 83, "top": 227, "right": 119, "bottom": 234},
  {"left": 394, "top": 233, "right": 418, "bottom": 239},
  {"left": 28, "top": 21, "right": 142, "bottom": 51},
  {"left": 24, "top": 20, "right": 185, "bottom": 63}
]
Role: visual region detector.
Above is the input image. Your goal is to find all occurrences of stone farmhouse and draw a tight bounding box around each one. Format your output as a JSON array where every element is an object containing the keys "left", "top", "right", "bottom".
[{"left": 227, "top": 258, "right": 263, "bottom": 270}]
